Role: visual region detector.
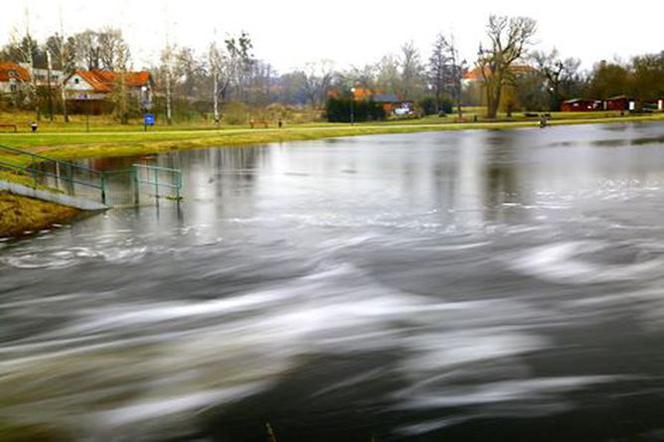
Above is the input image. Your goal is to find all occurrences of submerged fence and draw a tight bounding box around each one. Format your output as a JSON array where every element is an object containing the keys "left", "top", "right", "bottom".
[{"left": 0, "top": 144, "right": 182, "bottom": 207}]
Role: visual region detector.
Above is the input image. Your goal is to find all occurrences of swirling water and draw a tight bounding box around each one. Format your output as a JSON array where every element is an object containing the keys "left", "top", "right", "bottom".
[{"left": 2, "top": 123, "right": 664, "bottom": 441}]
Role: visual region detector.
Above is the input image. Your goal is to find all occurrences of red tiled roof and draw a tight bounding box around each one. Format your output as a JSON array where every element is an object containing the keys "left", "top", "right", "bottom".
[
  {"left": 0, "top": 61, "right": 31, "bottom": 82},
  {"left": 69, "top": 69, "right": 151, "bottom": 92}
]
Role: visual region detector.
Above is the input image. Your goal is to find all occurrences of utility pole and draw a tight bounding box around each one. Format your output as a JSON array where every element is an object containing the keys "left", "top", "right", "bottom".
[
  {"left": 59, "top": 5, "right": 69, "bottom": 122},
  {"left": 46, "top": 50, "right": 54, "bottom": 122},
  {"left": 24, "top": 8, "right": 39, "bottom": 122},
  {"left": 161, "top": 3, "right": 174, "bottom": 125}
]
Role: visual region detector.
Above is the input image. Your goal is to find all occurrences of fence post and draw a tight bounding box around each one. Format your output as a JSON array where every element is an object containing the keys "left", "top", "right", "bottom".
[
  {"left": 30, "top": 165, "right": 37, "bottom": 188},
  {"left": 154, "top": 167, "right": 159, "bottom": 199},
  {"left": 66, "top": 163, "right": 74, "bottom": 195},
  {"left": 100, "top": 172, "right": 107, "bottom": 205},
  {"left": 133, "top": 166, "right": 140, "bottom": 205},
  {"left": 173, "top": 170, "right": 181, "bottom": 202}
]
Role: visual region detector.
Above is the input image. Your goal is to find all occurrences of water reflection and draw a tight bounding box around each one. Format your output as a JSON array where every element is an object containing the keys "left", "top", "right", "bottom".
[{"left": 2, "top": 123, "right": 664, "bottom": 441}]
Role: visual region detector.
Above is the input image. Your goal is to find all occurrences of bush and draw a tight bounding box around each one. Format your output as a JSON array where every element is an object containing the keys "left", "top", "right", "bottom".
[
  {"left": 325, "top": 98, "right": 386, "bottom": 122},
  {"left": 418, "top": 96, "right": 454, "bottom": 115},
  {"left": 221, "top": 101, "right": 249, "bottom": 125}
]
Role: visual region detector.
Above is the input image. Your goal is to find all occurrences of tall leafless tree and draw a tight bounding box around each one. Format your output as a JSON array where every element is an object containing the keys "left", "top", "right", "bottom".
[
  {"left": 299, "top": 60, "right": 335, "bottom": 108},
  {"left": 532, "top": 49, "right": 581, "bottom": 111},
  {"left": 477, "top": 15, "right": 537, "bottom": 119},
  {"left": 400, "top": 40, "right": 423, "bottom": 99}
]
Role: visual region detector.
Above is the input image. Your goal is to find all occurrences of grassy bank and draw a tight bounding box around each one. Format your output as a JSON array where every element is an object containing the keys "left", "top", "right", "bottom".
[
  {"left": 0, "top": 111, "right": 662, "bottom": 162},
  {"left": 0, "top": 191, "right": 79, "bottom": 237}
]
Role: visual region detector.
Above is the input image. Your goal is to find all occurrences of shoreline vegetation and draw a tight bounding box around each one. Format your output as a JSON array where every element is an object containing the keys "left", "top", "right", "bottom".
[
  {"left": 0, "top": 111, "right": 663, "bottom": 238},
  {"left": 0, "top": 191, "right": 79, "bottom": 237},
  {"left": 0, "top": 111, "right": 662, "bottom": 162}
]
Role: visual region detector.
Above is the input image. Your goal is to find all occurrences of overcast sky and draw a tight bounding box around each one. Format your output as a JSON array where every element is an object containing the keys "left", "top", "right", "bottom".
[{"left": 1, "top": 0, "right": 663, "bottom": 73}]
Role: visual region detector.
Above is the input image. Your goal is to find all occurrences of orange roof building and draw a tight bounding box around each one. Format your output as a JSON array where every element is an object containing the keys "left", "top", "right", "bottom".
[
  {"left": 0, "top": 61, "right": 31, "bottom": 94},
  {"left": 63, "top": 69, "right": 153, "bottom": 114},
  {"left": 65, "top": 69, "right": 152, "bottom": 94}
]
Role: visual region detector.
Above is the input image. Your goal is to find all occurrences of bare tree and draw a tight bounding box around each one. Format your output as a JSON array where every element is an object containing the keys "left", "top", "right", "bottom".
[
  {"left": 226, "top": 32, "right": 254, "bottom": 102},
  {"left": 429, "top": 34, "right": 466, "bottom": 116},
  {"left": 208, "top": 32, "right": 253, "bottom": 125},
  {"left": 9, "top": 10, "right": 39, "bottom": 119},
  {"left": 344, "top": 64, "right": 376, "bottom": 90},
  {"left": 299, "top": 60, "right": 335, "bottom": 108},
  {"left": 46, "top": 8, "right": 75, "bottom": 122},
  {"left": 208, "top": 40, "right": 226, "bottom": 126},
  {"left": 375, "top": 54, "right": 401, "bottom": 95},
  {"left": 73, "top": 30, "right": 101, "bottom": 70},
  {"left": 445, "top": 35, "right": 466, "bottom": 118},
  {"left": 160, "top": 42, "right": 176, "bottom": 125},
  {"left": 109, "top": 42, "right": 131, "bottom": 124},
  {"left": 400, "top": 40, "right": 423, "bottom": 98},
  {"left": 532, "top": 49, "right": 581, "bottom": 111},
  {"left": 477, "top": 15, "right": 537, "bottom": 119},
  {"left": 98, "top": 28, "right": 129, "bottom": 70},
  {"left": 429, "top": 34, "right": 450, "bottom": 113}
]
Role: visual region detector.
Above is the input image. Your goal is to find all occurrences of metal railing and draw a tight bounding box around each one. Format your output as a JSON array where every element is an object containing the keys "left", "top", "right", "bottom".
[
  {"left": 132, "top": 163, "right": 182, "bottom": 203},
  {"left": 0, "top": 144, "right": 182, "bottom": 207}
]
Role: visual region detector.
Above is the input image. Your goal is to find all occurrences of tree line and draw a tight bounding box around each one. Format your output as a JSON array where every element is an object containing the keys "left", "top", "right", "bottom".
[{"left": 1, "top": 15, "right": 663, "bottom": 123}]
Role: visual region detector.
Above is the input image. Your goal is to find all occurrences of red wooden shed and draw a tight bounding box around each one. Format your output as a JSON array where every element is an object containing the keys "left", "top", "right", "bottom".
[{"left": 561, "top": 99, "right": 599, "bottom": 112}]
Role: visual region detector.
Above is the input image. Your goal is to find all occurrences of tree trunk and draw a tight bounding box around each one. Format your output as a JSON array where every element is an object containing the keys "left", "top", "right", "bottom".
[
  {"left": 61, "top": 84, "right": 69, "bottom": 122},
  {"left": 165, "top": 69, "right": 173, "bottom": 125},
  {"left": 47, "top": 51, "right": 54, "bottom": 122},
  {"left": 212, "top": 74, "right": 220, "bottom": 128},
  {"left": 486, "top": 81, "right": 501, "bottom": 119}
]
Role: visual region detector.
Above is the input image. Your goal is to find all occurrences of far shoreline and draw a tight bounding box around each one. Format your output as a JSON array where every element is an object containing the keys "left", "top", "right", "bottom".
[{"left": 0, "top": 113, "right": 663, "bottom": 163}]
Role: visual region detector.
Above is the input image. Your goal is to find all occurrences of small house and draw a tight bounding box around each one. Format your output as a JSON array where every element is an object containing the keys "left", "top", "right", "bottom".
[
  {"left": 23, "top": 65, "right": 65, "bottom": 88},
  {"left": 63, "top": 69, "right": 153, "bottom": 114},
  {"left": 605, "top": 95, "right": 636, "bottom": 112},
  {"left": 0, "top": 61, "right": 31, "bottom": 94},
  {"left": 561, "top": 98, "right": 600, "bottom": 112},
  {"left": 370, "top": 93, "right": 414, "bottom": 116}
]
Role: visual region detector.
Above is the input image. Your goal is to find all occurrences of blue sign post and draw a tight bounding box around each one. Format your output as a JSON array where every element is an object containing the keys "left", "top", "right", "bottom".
[{"left": 143, "top": 113, "right": 155, "bottom": 132}]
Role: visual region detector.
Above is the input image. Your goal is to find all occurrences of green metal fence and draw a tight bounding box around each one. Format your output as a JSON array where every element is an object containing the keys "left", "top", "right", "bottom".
[
  {"left": 0, "top": 144, "right": 182, "bottom": 207},
  {"left": 132, "top": 163, "right": 182, "bottom": 203}
]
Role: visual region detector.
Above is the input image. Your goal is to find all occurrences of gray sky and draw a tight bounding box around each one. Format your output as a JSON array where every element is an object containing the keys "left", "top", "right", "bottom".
[{"left": 2, "top": 0, "right": 663, "bottom": 73}]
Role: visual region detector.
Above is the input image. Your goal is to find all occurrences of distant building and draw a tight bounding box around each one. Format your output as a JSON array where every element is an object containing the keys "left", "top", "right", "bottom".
[
  {"left": 371, "top": 93, "right": 414, "bottom": 116},
  {"left": 645, "top": 99, "right": 664, "bottom": 111},
  {"left": 349, "top": 89, "right": 414, "bottom": 116},
  {"left": 23, "top": 65, "right": 65, "bottom": 88},
  {"left": 63, "top": 69, "right": 153, "bottom": 114},
  {"left": 561, "top": 98, "right": 602, "bottom": 112},
  {"left": 605, "top": 95, "right": 636, "bottom": 112},
  {"left": 0, "top": 61, "right": 31, "bottom": 94}
]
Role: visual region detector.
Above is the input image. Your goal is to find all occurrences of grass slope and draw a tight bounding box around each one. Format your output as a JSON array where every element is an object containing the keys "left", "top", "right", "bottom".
[
  {"left": 0, "top": 191, "right": 80, "bottom": 237},
  {"left": 0, "top": 112, "right": 662, "bottom": 162}
]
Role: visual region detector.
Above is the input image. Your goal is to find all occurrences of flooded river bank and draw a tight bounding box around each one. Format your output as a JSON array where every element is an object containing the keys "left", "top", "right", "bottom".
[{"left": 2, "top": 123, "right": 664, "bottom": 441}]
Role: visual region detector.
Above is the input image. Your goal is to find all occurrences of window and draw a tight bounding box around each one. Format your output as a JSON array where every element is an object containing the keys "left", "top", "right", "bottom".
[{"left": 74, "top": 78, "right": 80, "bottom": 84}]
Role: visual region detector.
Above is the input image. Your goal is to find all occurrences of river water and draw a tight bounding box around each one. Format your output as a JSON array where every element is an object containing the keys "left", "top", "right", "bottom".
[{"left": 2, "top": 123, "right": 664, "bottom": 441}]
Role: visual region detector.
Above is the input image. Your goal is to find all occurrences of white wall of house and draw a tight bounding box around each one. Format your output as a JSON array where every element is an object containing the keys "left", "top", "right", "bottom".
[
  {"left": 0, "top": 79, "right": 21, "bottom": 94},
  {"left": 64, "top": 75, "right": 94, "bottom": 92},
  {"left": 63, "top": 75, "right": 108, "bottom": 100},
  {"left": 32, "top": 68, "right": 64, "bottom": 87}
]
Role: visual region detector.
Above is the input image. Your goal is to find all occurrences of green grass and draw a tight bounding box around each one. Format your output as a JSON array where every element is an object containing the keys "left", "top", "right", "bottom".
[{"left": 0, "top": 110, "right": 663, "bottom": 162}]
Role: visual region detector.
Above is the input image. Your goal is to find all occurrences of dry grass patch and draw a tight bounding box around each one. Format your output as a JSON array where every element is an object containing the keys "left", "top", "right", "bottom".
[{"left": 0, "top": 191, "right": 79, "bottom": 237}]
